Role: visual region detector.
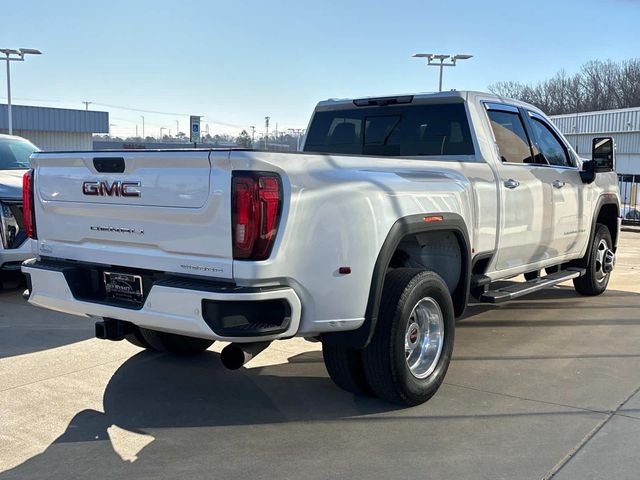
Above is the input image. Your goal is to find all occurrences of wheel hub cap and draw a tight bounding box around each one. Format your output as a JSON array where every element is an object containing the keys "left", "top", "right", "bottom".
[
  {"left": 603, "top": 249, "right": 615, "bottom": 274},
  {"left": 595, "top": 238, "right": 615, "bottom": 283},
  {"left": 404, "top": 297, "right": 445, "bottom": 379}
]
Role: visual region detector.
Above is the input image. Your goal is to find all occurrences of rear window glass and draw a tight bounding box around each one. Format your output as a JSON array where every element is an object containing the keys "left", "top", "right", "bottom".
[{"left": 304, "top": 103, "right": 474, "bottom": 156}]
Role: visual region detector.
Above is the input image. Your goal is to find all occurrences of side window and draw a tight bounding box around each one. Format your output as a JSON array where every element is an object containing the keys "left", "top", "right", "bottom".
[
  {"left": 530, "top": 118, "right": 571, "bottom": 167},
  {"left": 327, "top": 118, "right": 362, "bottom": 146},
  {"left": 487, "top": 110, "right": 535, "bottom": 164}
]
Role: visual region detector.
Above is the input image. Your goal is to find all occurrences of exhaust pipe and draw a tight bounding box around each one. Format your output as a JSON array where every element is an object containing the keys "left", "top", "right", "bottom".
[{"left": 221, "top": 341, "right": 271, "bottom": 370}]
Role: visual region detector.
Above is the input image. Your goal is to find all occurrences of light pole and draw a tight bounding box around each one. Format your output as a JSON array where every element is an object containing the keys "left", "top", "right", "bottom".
[
  {"left": 140, "top": 115, "right": 145, "bottom": 138},
  {"left": 412, "top": 53, "right": 472, "bottom": 92},
  {"left": 1, "top": 48, "right": 42, "bottom": 135},
  {"left": 250, "top": 125, "right": 256, "bottom": 146},
  {"left": 264, "top": 117, "right": 270, "bottom": 150},
  {"left": 109, "top": 123, "right": 116, "bottom": 138}
]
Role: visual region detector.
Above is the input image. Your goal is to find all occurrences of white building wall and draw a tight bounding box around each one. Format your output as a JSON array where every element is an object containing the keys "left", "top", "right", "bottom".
[
  {"left": 10, "top": 130, "right": 93, "bottom": 151},
  {"left": 552, "top": 107, "right": 640, "bottom": 175}
]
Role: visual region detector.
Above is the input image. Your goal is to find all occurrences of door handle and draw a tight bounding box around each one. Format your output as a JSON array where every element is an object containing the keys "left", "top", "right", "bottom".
[
  {"left": 503, "top": 179, "right": 520, "bottom": 189},
  {"left": 552, "top": 180, "right": 566, "bottom": 189}
]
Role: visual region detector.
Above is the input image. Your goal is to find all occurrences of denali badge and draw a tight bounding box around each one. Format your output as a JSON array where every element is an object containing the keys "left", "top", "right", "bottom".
[
  {"left": 82, "top": 180, "right": 141, "bottom": 197},
  {"left": 90, "top": 225, "right": 144, "bottom": 235}
]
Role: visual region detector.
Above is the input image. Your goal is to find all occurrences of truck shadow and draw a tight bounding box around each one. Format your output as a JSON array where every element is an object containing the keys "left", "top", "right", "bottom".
[
  {"left": 460, "top": 285, "right": 640, "bottom": 325},
  {"left": 0, "top": 349, "right": 396, "bottom": 479}
]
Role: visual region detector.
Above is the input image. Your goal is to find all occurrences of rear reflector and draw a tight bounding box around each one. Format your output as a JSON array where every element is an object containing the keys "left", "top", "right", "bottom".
[
  {"left": 232, "top": 172, "right": 282, "bottom": 260},
  {"left": 22, "top": 170, "right": 37, "bottom": 239}
]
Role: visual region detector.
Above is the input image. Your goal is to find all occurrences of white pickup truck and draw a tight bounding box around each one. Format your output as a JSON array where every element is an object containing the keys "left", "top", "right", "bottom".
[{"left": 22, "top": 91, "right": 620, "bottom": 405}]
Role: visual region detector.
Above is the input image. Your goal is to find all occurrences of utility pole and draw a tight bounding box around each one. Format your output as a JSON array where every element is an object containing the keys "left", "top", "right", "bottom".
[
  {"left": 141, "top": 115, "right": 145, "bottom": 138},
  {"left": 176, "top": 120, "right": 179, "bottom": 141},
  {"left": 412, "top": 53, "right": 473, "bottom": 92},
  {"left": 264, "top": 116, "right": 270, "bottom": 150},
  {"left": 1, "top": 48, "right": 42, "bottom": 135},
  {"left": 160, "top": 127, "right": 166, "bottom": 140},
  {"left": 250, "top": 125, "right": 256, "bottom": 146},
  {"left": 135, "top": 124, "right": 138, "bottom": 138},
  {"left": 289, "top": 128, "right": 305, "bottom": 151},
  {"left": 82, "top": 101, "right": 92, "bottom": 110}
]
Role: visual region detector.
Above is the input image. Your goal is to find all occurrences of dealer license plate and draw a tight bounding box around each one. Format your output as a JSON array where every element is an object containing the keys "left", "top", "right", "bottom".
[{"left": 103, "top": 271, "right": 144, "bottom": 304}]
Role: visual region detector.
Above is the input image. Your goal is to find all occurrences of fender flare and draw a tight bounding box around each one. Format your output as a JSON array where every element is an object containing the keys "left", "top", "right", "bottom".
[
  {"left": 322, "top": 212, "right": 471, "bottom": 349},
  {"left": 571, "top": 194, "right": 620, "bottom": 268}
]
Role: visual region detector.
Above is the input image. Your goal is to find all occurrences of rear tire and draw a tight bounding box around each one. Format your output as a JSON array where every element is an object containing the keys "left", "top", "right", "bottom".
[
  {"left": 362, "top": 268, "right": 455, "bottom": 406},
  {"left": 322, "top": 343, "right": 372, "bottom": 395},
  {"left": 138, "top": 327, "right": 214, "bottom": 355},
  {"left": 573, "top": 223, "right": 614, "bottom": 296},
  {"left": 123, "top": 326, "right": 154, "bottom": 349}
]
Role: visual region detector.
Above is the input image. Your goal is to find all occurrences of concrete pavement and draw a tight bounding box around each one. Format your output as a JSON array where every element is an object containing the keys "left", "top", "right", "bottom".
[{"left": 0, "top": 232, "right": 639, "bottom": 479}]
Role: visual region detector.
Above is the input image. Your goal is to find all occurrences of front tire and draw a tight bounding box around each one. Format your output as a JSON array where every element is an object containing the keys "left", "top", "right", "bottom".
[
  {"left": 138, "top": 328, "right": 214, "bottom": 355},
  {"left": 573, "top": 223, "right": 614, "bottom": 296},
  {"left": 362, "top": 268, "right": 455, "bottom": 406}
]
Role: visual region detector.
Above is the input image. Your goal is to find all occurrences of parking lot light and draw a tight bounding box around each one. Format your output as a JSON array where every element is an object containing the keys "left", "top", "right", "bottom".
[
  {"left": 1, "top": 48, "right": 42, "bottom": 135},
  {"left": 413, "top": 52, "right": 473, "bottom": 92}
]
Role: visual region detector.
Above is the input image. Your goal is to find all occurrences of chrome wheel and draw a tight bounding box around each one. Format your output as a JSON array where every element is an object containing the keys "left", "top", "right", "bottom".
[
  {"left": 404, "top": 297, "right": 444, "bottom": 379},
  {"left": 595, "top": 238, "right": 615, "bottom": 284}
]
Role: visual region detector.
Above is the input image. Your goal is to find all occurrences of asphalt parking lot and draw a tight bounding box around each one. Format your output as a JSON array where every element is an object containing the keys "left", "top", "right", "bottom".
[{"left": 1, "top": 232, "right": 639, "bottom": 480}]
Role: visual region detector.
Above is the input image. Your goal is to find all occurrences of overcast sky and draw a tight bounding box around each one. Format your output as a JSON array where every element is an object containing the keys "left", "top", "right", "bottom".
[{"left": 2, "top": 0, "right": 639, "bottom": 138}]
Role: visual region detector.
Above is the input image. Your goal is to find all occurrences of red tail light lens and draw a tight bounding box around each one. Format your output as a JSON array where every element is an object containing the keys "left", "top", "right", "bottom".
[
  {"left": 22, "top": 169, "right": 37, "bottom": 239},
  {"left": 232, "top": 172, "right": 282, "bottom": 260}
]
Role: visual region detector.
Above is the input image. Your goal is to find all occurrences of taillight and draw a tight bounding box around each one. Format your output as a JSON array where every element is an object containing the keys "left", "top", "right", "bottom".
[
  {"left": 22, "top": 169, "right": 37, "bottom": 239},
  {"left": 232, "top": 172, "right": 282, "bottom": 260}
]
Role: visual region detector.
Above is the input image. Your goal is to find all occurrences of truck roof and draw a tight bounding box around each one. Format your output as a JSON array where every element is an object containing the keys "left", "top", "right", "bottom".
[{"left": 315, "top": 90, "right": 544, "bottom": 115}]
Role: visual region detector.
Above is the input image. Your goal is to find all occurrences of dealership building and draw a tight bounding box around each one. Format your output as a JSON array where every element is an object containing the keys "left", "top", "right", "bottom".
[
  {"left": 551, "top": 106, "right": 640, "bottom": 175},
  {"left": 552, "top": 107, "right": 640, "bottom": 215},
  {"left": 0, "top": 104, "right": 108, "bottom": 151}
]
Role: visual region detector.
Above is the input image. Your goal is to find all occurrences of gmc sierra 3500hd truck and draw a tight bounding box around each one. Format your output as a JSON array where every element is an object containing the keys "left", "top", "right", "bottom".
[{"left": 22, "top": 91, "right": 620, "bottom": 406}]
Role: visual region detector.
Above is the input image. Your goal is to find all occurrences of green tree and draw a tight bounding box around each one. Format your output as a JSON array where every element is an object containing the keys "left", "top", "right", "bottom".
[{"left": 236, "top": 130, "right": 252, "bottom": 148}]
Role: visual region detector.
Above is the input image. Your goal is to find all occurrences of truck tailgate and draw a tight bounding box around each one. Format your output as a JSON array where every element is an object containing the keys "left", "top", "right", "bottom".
[{"left": 32, "top": 150, "right": 234, "bottom": 279}]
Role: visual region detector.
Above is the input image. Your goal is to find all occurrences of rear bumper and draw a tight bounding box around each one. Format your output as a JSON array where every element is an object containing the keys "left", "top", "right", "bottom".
[{"left": 22, "top": 259, "right": 301, "bottom": 343}]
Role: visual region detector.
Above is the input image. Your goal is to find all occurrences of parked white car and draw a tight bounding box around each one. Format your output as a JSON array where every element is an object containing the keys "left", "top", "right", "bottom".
[
  {"left": 22, "top": 91, "right": 620, "bottom": 405},
  {"left": 0, "top": 134, "right": 37, "bottom": 275}
]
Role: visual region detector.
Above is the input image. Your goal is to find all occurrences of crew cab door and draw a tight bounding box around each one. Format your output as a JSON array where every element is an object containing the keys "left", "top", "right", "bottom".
[
  {"left": 524, "top": 111, "right": 587, "bottom": 257},
  {"left": 484, "top": 103, "right": 555, "bottom": 271}
]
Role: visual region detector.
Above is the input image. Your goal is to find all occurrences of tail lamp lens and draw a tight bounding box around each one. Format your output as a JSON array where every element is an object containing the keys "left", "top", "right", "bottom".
[
  {"left": 232, "top": 172, "right": 281, "bottom": 260},
  {"left": 22, "top": 169, "right": 37, "bottom": 239}
]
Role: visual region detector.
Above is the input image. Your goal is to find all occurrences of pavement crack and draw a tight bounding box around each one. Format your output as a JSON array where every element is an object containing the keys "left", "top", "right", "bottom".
[
  {"left": 0, "top": 355, "right": 132, "bottom": 393},
  {"left": 543, "top": 382, "right": 640, "bottom": 479},
  {"left": 443, "top": 381, "right": 611, "bottom": 417}
]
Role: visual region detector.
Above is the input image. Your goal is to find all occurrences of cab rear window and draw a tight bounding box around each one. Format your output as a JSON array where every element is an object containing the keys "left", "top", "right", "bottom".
[{"left": 304, "top": 103, "right": 474, "bottom": 156}]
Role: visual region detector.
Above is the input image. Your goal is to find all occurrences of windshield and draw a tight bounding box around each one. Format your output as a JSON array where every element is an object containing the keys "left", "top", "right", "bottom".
[
  {"left": 304, "top": 102, "right": 474, "bottom": 156},
  {"left": 0, "top": 138, "right": 39, "bottom": 170}
]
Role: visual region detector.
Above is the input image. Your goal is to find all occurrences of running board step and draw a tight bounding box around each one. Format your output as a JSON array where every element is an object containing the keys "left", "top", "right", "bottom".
[{"left": 479, "top": 268, "right": 585, "bottom": 304}]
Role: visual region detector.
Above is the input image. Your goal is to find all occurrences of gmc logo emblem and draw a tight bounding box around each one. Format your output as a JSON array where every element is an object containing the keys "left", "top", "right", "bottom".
[{"left": 82, "top": 181, "right": 141, "bottom": 197}]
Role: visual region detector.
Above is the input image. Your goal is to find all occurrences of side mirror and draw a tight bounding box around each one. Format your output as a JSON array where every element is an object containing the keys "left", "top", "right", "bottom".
[{"left": 592, "top": 137, "right": 615, "bottom": 173}]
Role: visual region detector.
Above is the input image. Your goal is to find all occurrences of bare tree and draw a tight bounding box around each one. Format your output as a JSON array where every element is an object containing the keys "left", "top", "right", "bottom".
[{"left": 489, "top": 58, "right": 640, "bottom": 114}]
